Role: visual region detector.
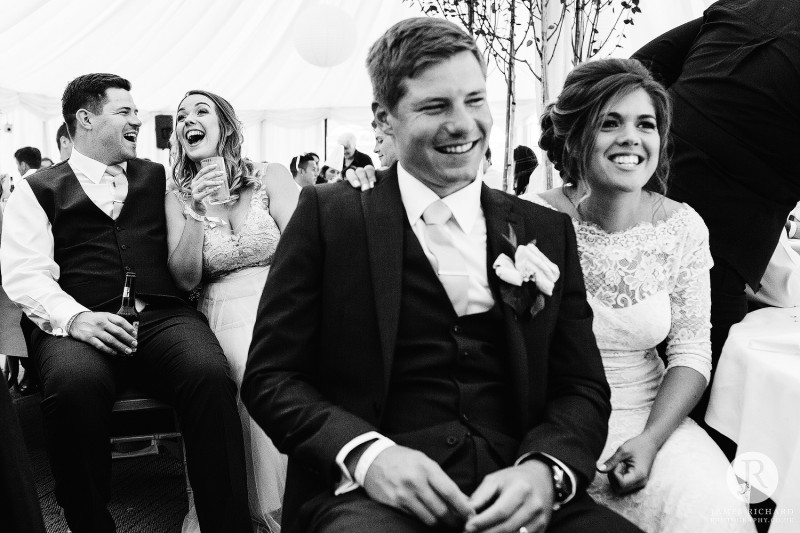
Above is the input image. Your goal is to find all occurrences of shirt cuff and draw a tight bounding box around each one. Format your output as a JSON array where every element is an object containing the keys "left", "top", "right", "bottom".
[
  {"left": 51, "top": 301, "right": 91, "bottom": 337},
  {"left": 515, "top": 452, "right": 577, "bottom": 505},
  {"left": 333, "top": 431, "right": 395, "bottom": 495}
]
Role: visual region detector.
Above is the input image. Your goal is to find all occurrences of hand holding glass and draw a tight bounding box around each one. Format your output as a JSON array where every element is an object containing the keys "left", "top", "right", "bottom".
[{"left": 200, "top": 156, "right": 231, "bottom": 204}]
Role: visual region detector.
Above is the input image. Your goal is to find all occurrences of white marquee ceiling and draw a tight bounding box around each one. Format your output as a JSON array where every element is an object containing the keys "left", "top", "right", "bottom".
[{"left": 0, "top": 0, "right": 706, "bottom": 171}]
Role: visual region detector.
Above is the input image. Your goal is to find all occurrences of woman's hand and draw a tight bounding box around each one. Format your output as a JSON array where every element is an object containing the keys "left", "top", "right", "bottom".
[
  {"left": 345, "top": 166, "right": 376, "bottom": 190},
  {"left": 597, "top": 433, "right": 659, "bottom": 495},
  {"left": 190, "top": 164, "right": 225, "bottom": 213}
]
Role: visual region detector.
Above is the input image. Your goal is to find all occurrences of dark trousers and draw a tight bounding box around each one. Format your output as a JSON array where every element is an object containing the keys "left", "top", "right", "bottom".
[
  {"left": 690, "top": 258, "right": 749, "bottom": 434},
  {"left": 305, "top": 490, "right": 642, "bottom": 533},
  {"left": 31, "top": 304, "right": 251, "bottom": 533},
  {"left": 296, "top": 435, "right": 641, "bottom": 533},
  {"left": 0, "top": 375, "right": 46, "bottom": 533}
]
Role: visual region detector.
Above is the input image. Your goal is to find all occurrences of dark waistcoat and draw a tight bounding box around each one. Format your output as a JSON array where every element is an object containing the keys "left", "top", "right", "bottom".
[
  {"left": 382, "top": 220, "right": 518, "bottom": 470},
  {"left": 27, "top": 161, "right": 185, "bottom": 311}
]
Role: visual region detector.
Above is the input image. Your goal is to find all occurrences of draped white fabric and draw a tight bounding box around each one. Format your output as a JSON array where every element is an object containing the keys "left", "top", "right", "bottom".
[{"left": 0, "top": 0, "right": 705, "bottom": 178}]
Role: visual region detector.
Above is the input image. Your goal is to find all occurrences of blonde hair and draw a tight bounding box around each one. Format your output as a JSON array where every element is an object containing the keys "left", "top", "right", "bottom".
[{"left": 171, "top": 90, "right": 260, "bottom": 197}]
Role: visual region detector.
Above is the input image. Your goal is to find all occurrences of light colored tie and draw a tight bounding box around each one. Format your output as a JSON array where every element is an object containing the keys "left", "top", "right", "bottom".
[
  {"left": 422, "top": 200, "right": 470, "bottom": 316},
  {"left": 104, "top": 164, "right": 127, "bottom": 219}
]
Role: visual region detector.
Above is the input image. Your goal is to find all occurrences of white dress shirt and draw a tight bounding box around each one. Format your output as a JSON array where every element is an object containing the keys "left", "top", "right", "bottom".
[
  {"left": 334, "top": 164, "right": 576, "bottom": 503},
  {"left": 0, "top": 149, "right": 128, "bottom": 336}
]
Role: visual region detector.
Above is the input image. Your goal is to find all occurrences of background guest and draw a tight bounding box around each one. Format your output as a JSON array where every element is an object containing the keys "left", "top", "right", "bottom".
[
  {"left": 293, "top": 152, "right": 319, "bottom": 188},
  {"left": 39, "top": 157, "right": 54, "bottom": 169},
  {"left": 8, "top": 146, "right": 44, "bottom": 395},
  {"left": 14, "top": 147, "right": 42, "bottom": 180},
  {"left": 316, "top": 165, "right": 341, "bottom": 184},
  {"left": 371, "top": 119, "right": 397, "bottom": 168},
  {"left": 338, "top": 131, "right": 372, "bottom": 175},
  {"left": 512, "top": 145, "right": 538, "bottom": 196},
  {"left": 56, "top": 122, "right": 73, "bottom": 161},
  {"left": 480, "top": 146, "right": 503, "bottom": 190}
]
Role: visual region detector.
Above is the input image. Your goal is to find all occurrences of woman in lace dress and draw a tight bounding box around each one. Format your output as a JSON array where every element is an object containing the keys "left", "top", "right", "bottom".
[
  {"left": 165, "top": 90, "right": 299, "bottom": 532},
  {"left": 525, "top": 59, "right": 755, "bottom": 532}
]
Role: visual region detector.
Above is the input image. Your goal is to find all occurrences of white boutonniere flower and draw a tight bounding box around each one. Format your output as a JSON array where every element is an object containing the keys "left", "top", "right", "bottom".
[
  {"left": 492, "top": 227, "right": 561, "bottom": 317},
  {"left": 493, "top": 241, "right": 560, "bottom": 296}
]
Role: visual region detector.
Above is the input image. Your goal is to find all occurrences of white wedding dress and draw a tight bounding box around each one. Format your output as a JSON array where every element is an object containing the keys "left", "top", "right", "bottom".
[
  {"left": 177, "top": 184, "right": 286, "bottom": 533},
  {"left": 529, "top": 196, "right": 755, "bottom": 533}
]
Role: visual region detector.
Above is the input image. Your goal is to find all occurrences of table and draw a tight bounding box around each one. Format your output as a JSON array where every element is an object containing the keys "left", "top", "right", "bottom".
[{"left": 706, "top": 306, "right": 800, "bottom": 532}]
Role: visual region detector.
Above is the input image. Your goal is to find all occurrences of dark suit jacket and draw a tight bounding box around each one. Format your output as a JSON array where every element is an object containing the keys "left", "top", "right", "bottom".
[
  {"left": 632, "top": 0, "right": 800, "bottom": 289},
  {"left": 242, "top": 166, "right": 610, "bottom": 525}
]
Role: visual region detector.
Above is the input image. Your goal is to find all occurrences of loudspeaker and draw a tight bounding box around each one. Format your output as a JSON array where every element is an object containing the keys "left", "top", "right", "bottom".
[{"left": 155, "top": 115, "right": 173, "bottom": 149}]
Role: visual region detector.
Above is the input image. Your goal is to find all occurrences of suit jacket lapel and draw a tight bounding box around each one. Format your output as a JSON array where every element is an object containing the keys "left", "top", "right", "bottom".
[
  {"left": 361, "top": 167, "right": 405, "bottom": 391},
  {"left": 482, "top": 185, "right": 530, "bottom": 411}
]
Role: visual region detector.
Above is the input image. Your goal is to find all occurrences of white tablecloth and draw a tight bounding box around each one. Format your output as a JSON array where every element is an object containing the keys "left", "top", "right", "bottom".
[{"left": 706, "top": 306, "right": 800, "bottom": 531}]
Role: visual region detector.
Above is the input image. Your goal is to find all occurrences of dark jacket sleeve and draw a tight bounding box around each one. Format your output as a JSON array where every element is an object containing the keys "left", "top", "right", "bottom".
[
  {"left": 632, "top": 16, "right": 703, "bottom": 87},
  {"left": 518, "top": 210, "right": 611, "bottom": 489},
  {"left": 241, "top": 186, "right": 377, "bottom": 487}
]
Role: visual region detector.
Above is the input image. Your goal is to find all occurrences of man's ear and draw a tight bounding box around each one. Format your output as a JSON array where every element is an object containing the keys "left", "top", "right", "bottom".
[
  {"left": 372, "top": 102, "right": 393, "bottom": 135},
  {"left": 75, "top": 109, "right": 93, "bottom": 132}
]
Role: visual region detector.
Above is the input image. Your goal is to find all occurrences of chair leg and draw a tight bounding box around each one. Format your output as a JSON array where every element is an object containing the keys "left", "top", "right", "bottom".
[
  {"left": 172, "top": 410, "right": 192, "bottom": 505},
  {"left": 181, "top": 435, "right": 192, "bottom": 505}
]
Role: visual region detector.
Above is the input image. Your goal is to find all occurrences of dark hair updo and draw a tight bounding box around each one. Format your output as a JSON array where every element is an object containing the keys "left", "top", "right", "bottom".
[{"left": 538, "top": 58, "right": 672, "bottom": 195}]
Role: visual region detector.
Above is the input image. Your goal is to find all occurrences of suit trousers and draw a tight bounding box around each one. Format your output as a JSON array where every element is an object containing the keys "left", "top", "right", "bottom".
[
  {"left": 297, "top": 435, "right": 641, "bottom": 533},
  {"left": 306, "top": 490, "right": 642, "bottom": 533},
  {"left": 31, "top": 304, "right": 251, "bottom": 533}
]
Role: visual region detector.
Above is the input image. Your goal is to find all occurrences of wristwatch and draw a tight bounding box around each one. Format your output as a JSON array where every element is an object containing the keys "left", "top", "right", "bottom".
[{"left": 537, "top": 457, "right": 571, "bottom": 510}]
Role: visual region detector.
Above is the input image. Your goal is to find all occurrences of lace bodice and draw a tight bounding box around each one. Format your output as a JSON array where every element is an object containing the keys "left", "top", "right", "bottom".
[
  {"left": 174, "top": 185, "right": 280, "bottom": 281},
  {"left": 528, "top": 195, "right": 713, "bottom": 383}
]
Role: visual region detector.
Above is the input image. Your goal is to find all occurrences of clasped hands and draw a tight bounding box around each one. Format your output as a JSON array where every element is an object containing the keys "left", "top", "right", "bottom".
[{"left": 363, "top": 445, "right": 555, "bottom": 533}]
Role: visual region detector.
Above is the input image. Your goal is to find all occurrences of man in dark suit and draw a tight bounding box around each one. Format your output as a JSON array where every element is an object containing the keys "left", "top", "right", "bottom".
[
  {"left": 0, "top": 73, "right": 250, "bottom": 533},
  {"left": 632, "top": 0, "right": 800, "bottom": 423},
  {"left": 243, "top": 18, "right": 640, "bottom": 533}
]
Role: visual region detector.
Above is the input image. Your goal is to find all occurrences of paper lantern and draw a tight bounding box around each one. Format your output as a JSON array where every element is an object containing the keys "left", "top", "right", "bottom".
[{"left": 293, "top": 5, "right": 357, "bottom": 68}]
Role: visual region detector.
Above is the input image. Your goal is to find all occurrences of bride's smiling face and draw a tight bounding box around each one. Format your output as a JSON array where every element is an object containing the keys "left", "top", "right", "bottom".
[
  {"left": 176, "top": 94, "right": 221, "bottom": 162},
  {"left": 587, "top": 88, "right": 660, "bottom": 194}
]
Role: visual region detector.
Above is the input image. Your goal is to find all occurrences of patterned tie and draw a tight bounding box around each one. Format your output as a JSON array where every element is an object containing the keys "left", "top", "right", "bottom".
[
  {"left": 421, "top": 200, "right": 470, "bottom": 316},
  {"left": 104, "top": 164, "right": 127, "bottom": 219}
]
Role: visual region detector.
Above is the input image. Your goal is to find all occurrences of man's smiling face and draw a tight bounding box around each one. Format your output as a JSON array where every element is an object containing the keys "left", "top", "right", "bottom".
[
  {"left": 89, "top": 88, "right": 141, "bottom": 165},
  {"left": 378, "top": 51, "right": 492, "bottom": 197}
]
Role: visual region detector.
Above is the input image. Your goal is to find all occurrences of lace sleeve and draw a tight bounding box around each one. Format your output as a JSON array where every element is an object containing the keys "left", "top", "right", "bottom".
[{"left": 664, "top": 207, "right": 713, "bottom": 383}]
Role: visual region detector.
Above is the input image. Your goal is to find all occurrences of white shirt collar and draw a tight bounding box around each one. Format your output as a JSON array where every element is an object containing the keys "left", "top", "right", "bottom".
[
  {"left": 21, "top": 168, "right": 36, "bottom": 179},
  {"left": 68, "top": 148, "right": 128, "bottom": 184},
  {"left": 397, "top": 163, "right": 483, "bottom": 233}
]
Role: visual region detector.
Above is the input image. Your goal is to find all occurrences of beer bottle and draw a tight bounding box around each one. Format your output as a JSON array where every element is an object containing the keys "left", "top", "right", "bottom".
[{"left": 116, "top": 272, "right": 140, "bottom": 352}]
